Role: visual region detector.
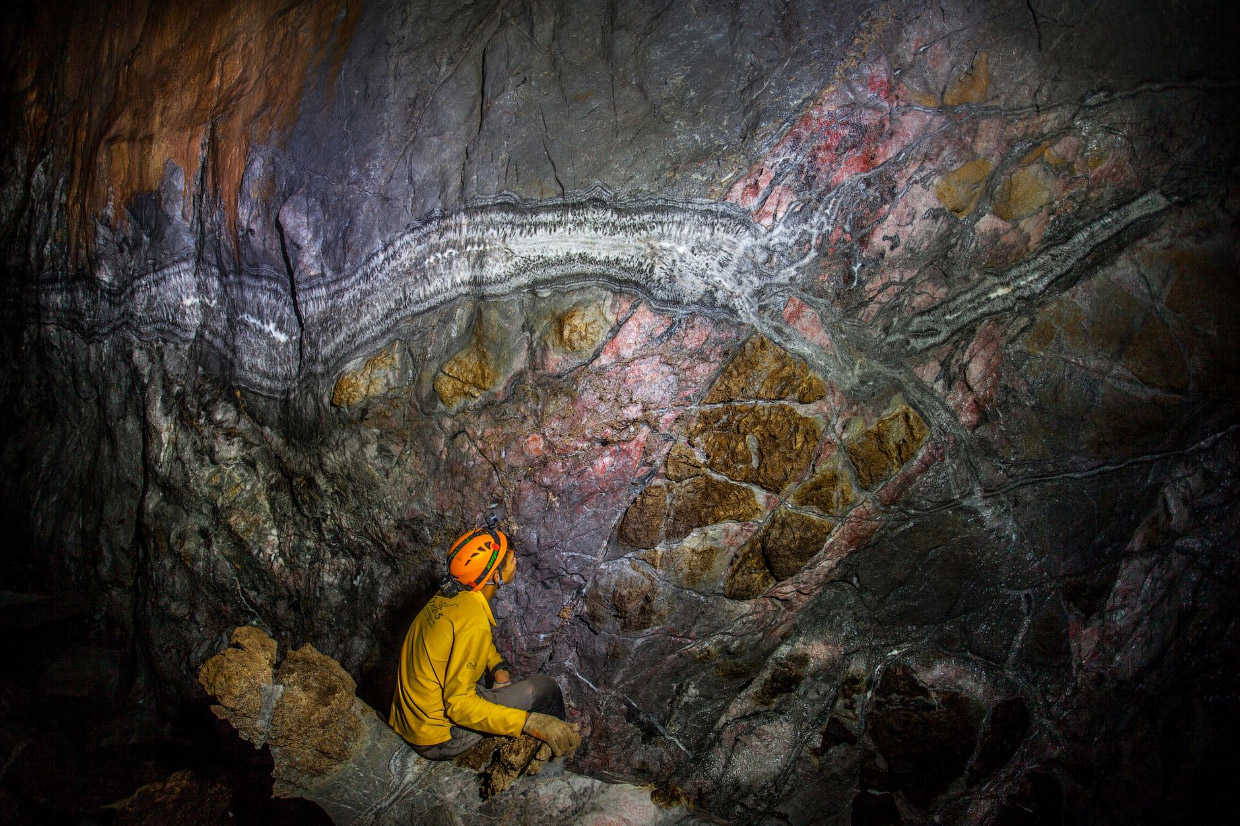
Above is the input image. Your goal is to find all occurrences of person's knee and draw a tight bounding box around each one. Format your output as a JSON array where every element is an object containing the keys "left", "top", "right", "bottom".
[{"left": 527, "top": 674, "right": 564, "bottom": 716}]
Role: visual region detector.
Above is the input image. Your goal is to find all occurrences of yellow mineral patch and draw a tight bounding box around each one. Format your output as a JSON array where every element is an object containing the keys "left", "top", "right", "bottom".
[
  {"left": 552, "top": 303, "right": 611, "bottom": 352},
  {"left": 943, "top": 52, "right": 990, "bottom": 106},
  {"left": 993, "top": 164, "right": 1055, "bottom": 221},
  {"left": 331, "top": 341, "right": 402, "bottom": 408},
  {"left": 845, "top": 403, "right": 930, "bottom": 489},
  {"left": 705, "top": 335, "right": 827, "bottom": 404},
  {"left": 792, "top": 452, "right": 857, "bottom": 516},
  {"left": 935, "top": 159, "right": 993, "bottom": 218},
  {"left": 435, "top": 336, "right": 500, "bottom": 407}
]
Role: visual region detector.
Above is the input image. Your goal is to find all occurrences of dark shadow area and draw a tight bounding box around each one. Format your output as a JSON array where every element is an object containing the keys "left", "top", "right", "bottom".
[
  {"left": 355, "top": 581, "right": 440, "bottom": 714},
  {"left": 0, "top": 590, "right": 332, "bottom": 825}
]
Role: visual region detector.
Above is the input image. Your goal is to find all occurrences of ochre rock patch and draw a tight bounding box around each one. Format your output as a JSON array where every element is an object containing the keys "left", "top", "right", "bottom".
[
  {"left": 846, "top": 405, "right": 930, "bottom": 489},
  {"left": 992, "top": 164, "right": 1055, "bottom": 221},
  {"left": 691, "top": 404, "right": 822, "bottom": 492},
  {"left": 665, "top": 441, "right": 705, "bottom": 482},
  {"left": 269, "top": 644, "right": 365, "bottom": 778},
  {"left": 754, "top": 507, "right": 836, "bottom": 581},
  {"left": 619, "top": 483, "right": 669, "bottom": 548},
  {"left": 667, "top": 475, "right": 763, "bottom": 541},
  {"left": 724, "top": 539, "right": 775, "bottom": 600},
  {"left": 793, "top": 452, "right": 858, "bottom": 516},
  {"left": 935, "top": 159, "right": 993, "bottom": 218},
  {"left": 332, "top": 341, "right": 404, "bottom": 407},
  {"left": 943, "top": 52, "right": 990, "bottom": 106},
  {"left": 552, "top": 302, "right": 612, "bottom": 352},
  {"left": 705, "top": 335, "right": 827, "bottom": 403},
  {"left": 197, "top": 626, "right": 277, "bottom": 747},
  {"left": 724, "top": 507, "right": 834, "bottom": 597},
  {"left": 435, "top": 335, "right": 500, "bottom": 407},
  {"left": 199, "top": 627, "right": 363, "bottom": 783},
  {"left": 618, "top": 451, "right": 762, "bottom": 548},
  {"left": 455, "top": 735, "right": 554, "bottom": 799}
]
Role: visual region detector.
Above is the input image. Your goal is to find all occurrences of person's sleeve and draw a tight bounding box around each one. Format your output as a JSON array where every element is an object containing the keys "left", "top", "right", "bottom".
[{"left": 441, "top": 622, "right": 527, "bottom": 737}]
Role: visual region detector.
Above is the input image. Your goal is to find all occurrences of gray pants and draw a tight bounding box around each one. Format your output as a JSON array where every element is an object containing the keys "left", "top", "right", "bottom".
[{"left": 412, "top": 674, "right": 565, "bottom": 761}]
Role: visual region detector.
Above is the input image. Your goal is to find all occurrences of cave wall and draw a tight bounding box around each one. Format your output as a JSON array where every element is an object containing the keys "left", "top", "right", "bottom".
[{"left": 2, "top": 0, "right": 1238, "bottom": 823}]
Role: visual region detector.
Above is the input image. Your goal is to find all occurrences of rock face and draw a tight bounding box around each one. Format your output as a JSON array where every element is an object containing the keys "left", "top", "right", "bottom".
[{"left": 2, "top": 0, "right": 1239, "bottom": 824}]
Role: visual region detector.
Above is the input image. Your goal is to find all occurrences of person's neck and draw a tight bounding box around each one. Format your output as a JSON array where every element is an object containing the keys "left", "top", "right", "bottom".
[{"left": 480, "top": 582, "right": 498, "bottom": 602}]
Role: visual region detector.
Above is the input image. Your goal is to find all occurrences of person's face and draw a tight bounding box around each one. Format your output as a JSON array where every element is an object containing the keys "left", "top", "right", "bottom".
[{"left": 499, "top": 548, "right": 517, "bottom": 584}]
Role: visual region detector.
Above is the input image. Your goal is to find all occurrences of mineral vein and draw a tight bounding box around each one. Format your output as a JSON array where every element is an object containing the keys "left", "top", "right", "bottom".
[
  {"left": 890, "top": 190, "right": 1171, "bottom": 354},
  {"left": 11, "top": 187, "right": 1168, "bottom": 395}
]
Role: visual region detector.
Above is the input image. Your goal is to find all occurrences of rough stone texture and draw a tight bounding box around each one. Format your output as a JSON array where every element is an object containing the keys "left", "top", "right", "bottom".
[
  {"left": 456, "top": 734, "right": 554, "bottom": 799},
  {"left": 332, "top": 341, "right": 408, "bottom": 408},
  {"left": 2, "top": 0, "right": 1239, "bottom": 824},
  {"left": 197, "top": 626, "right": 278, "bottom": 747},
  {"left": 704, "top": 335, "right": 827, "bottom": 404},
  {"left": 269, "top": 644, "right": 365, "bottom": 779},
  {"left": 691, "top": 404, "right": 823, "bottom": 492},
  {"left": 792, "top": 450, "right": 858, "bottom": 517},
  {"left": 752, "top": 507, "right": 836, "bottom": 582},
  {"left": 845, "top": 404, "right": 930, "bottom": 490}
]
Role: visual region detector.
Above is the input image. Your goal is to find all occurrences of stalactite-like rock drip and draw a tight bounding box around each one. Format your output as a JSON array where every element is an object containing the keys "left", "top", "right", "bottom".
[{"left": 198, "top": 627, "right": 706, "bottom": 825}]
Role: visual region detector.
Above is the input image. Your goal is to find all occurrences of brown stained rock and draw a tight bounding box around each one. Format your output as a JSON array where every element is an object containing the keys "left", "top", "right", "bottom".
[
  {"left": 943, "top": 52, "right": 990, "bottom": 106},
  {"left": 610, "top": 563, "right": 662, "bottom": 632},
  {"left": 196, "top": 626, "right": 278, "bottom": 746},
  {"left": 644, "top": 536, "right": 722, "bottom": 588},
  {"left": 934, "top": 159, "right": 993, "bottom": 218},
  {"left": 846, "top": 405, "right": 930, "bottom": 489},
  {"left": 665, "top": 441, "right": 705, "bottom": 482},
  {"left": 434, "top": 335, "right": 500, "bottom": 407},
  {"left": 704, "top": 335, "right": 827, "bottom": 404},
  {"left": 691, "top": 404, "right": 823, "bottom": 492},
  {"left": 456, "top": 735, "right": 553, "bottom": 799},
  {"left": 112, "top": 770, "right": 231, "bottom": 826},
  {"left": 992, "top": 164, "right": 1056, "bottom": 222},
  {"left": 552, "top": 302, "right": 612, "bottom": 352},
  {"left": 666, "top": 475, "right": 763, "bottom": 541},
  {"left": 482, "top": 736, "right": 553, "bottom": 798},
  {"left": 618, "top": 483, "right": 668, "bottom": 548},
  {"left": 753, "top": 507, "right": 836, "bottom": 581},
  {"left": 793, "top": 452, "right": 857, "bottom": 516},
  {"left": 268, "top": 644, "right": 364, "bottom": 778},
  {"left": 723, "top": 540, "right": 775, "bottom": 600},
  {"left": 331, "top": 341, "right": 404, "bottom": 407}
]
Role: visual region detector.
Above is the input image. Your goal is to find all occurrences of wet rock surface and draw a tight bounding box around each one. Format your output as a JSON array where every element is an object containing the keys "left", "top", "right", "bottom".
[{"left": 1, "top": 0, "right": 1239, "bottom": 824}]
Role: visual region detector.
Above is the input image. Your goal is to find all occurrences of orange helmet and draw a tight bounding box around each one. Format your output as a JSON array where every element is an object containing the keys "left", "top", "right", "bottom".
[{"left": 447, "top": 527, "right": 510, "bottom": 591}]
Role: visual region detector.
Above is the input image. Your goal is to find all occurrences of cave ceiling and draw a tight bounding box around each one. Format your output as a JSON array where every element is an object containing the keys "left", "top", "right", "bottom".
[{"left": 1, "top": 0, "right": 1238, "bottom": 824}]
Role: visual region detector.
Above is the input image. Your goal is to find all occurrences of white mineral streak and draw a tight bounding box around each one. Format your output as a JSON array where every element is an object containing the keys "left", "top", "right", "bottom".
[
  {"left": 13, "top": 187, "right": 1167, "bottom": 395},
  {"left": 894, "top": 191, "right": 1171, "bottom": 353}
]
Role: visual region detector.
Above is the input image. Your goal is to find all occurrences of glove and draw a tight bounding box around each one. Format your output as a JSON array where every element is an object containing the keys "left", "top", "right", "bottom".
[{"left": 523, "top": 712, "right": 581, "bottom": 758}]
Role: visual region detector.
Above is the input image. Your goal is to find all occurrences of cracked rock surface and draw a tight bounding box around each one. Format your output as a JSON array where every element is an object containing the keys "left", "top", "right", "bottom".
[{"left": 1, "top": 0, "right": 1238, "bottom": 824}]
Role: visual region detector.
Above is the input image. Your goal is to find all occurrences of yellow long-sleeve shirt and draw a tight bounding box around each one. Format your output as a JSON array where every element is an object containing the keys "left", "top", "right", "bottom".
[{"left": 389, "top": 588, "right": 528, "bottom": 746}]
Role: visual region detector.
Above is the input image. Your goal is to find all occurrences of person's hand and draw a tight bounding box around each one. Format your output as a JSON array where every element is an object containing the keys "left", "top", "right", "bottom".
[
  {"left": 523, "top": 712, "right": 581, "bottom": 758},
  {"left": 492, "top": 669, "right": 511, "bottom": 687}
]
